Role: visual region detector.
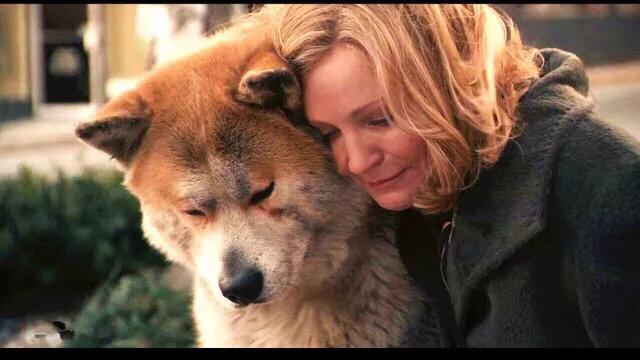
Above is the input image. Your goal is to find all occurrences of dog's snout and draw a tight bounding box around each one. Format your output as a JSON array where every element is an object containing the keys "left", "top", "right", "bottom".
[{"left": 219, "top": 269, "right": 263, "bottom": 306}]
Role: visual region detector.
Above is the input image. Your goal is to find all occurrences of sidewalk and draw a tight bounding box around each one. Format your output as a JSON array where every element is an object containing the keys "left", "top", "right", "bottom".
[
  {"left": 587, "top": 60, "right": 640, "bottom": 88},
  {"left": 0, "top": 104, "right": 96, "bottom": 151},
  {"left": 0, "top": 61, "right": 639, "bottom": 178},
  {"left": 0, "top": 104, "right": 115, "bottom": 178}
]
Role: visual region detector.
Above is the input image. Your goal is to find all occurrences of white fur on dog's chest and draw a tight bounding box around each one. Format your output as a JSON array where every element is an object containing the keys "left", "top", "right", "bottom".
[
  {"left": 193, "top": 245, "right": 425, "bottom": 348},
  {"left": 195, "top": 289, "right": 411, "bottom": 347}
]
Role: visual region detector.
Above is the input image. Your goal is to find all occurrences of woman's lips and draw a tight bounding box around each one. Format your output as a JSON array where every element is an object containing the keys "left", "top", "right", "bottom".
[{"left": 366, "top": 168, "right": 407, "bottom": 189}]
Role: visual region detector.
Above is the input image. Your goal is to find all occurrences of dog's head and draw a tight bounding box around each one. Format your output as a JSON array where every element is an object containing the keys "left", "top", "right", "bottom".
[{"left": 76, "top": 32, "right": 371, "bottom": 309}]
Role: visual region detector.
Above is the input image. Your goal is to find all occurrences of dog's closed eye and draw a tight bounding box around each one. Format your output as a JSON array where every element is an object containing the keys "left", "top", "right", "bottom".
[
  {"left": 250, "top": 181, "right": 275, "bottom": 205},
  {"left": 183, "top": 209, "right": 206, "bottom": 217},
  {"left": 181, "top": 198, "right": 216, "bottom": 217}
]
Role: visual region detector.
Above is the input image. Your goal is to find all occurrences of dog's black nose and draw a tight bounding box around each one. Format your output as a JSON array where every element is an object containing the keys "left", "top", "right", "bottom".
[{"left": 219, "top": 269, "right": 263, "bottom": 306}]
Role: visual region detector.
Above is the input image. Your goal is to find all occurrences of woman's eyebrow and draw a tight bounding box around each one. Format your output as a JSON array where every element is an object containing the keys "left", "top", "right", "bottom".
[
  {"left": 307, "top": 119, "right": 330, "bottom": 128},
  {"left": 308, "top": 99, "right": 382, "bottom": 126},
  {"left": 350, "top": 99, "right": 383, "bottom": 120}
]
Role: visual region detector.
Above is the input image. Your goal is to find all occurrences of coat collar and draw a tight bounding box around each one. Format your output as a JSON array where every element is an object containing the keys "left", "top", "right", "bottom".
[{"left": 442, "top": 49, "right": 595, "bottom": 328}]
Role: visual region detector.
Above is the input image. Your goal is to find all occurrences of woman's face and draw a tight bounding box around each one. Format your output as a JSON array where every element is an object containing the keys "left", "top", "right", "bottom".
[{"left": 304, "top": 43, "right": 428, "bottom": 211}]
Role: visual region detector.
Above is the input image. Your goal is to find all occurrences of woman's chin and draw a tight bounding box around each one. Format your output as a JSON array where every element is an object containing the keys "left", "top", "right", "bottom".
[{"left": 372, "top": 193, "right": 414, "bottom": 211}]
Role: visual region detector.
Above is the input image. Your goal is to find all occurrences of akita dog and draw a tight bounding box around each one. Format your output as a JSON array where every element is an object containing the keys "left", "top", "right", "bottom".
[{"left": 75, "top": 20, "right": 440, "bottom": 347}]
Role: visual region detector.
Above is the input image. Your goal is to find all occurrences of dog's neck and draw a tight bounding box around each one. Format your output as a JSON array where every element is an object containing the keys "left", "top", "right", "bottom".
[{"left": 194, "top": 213, "right": 427, "bottom": 347}]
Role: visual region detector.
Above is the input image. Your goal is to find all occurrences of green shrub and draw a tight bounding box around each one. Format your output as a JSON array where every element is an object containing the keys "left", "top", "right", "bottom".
[
  {"left": 0, "top": 166, "right": 167, "bottom": 295},
  {"left": 65, "top": 271, "right": 195, "bottom": 348}
]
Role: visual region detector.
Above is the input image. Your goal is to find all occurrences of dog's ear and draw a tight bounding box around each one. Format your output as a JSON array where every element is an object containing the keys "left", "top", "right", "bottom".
[
  {"left": 235, "top": 66, "right": 301, "bottom": 112},
  {"left": 75, "top": 90, "right": 150, "bottom": 168}
]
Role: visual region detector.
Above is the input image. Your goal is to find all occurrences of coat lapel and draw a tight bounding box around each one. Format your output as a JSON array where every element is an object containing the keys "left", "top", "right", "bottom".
[{"left": 444, "top": 48, "right": 594, "bottom": 329}]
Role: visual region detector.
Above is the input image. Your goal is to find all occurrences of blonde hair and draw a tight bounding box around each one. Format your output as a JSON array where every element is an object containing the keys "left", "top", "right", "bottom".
[{"left": 246, "top": 4, "right": 542, "bottom": 214}]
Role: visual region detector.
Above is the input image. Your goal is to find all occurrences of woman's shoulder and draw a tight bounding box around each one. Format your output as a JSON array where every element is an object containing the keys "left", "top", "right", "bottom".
[
  {"left": 548, "top": 110, "right": 640, "bottom": 251},
  {"left": 556, "top": 110, "right": 640, "bottom": 167},
  {"left": 479, "top": 45, "right": 640, "bottom": 240},
  {"left": 514, "top": 48, "right": 640, "bottom": 185}
]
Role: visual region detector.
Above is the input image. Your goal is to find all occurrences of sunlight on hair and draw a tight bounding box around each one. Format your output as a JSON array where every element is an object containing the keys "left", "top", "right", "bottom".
[{"left": 255, "top": 4, "right": 541, "bottom": 214}]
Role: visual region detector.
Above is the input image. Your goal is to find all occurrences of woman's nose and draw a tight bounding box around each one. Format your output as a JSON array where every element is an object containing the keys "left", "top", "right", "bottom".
[{"left": 343, "top": 133, "right": 382, "bottom": 176}]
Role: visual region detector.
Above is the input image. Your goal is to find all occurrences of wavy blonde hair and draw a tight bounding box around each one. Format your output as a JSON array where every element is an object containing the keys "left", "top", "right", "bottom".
[{"left": 242, "top": 4, "right": 542, "bottom": 214}]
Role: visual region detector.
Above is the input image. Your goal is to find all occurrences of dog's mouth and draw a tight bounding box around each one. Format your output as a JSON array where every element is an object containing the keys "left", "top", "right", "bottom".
[
  {"left": 225, "top": 297, "right": 268, "bottom": 308},
  {"left": 218, "top": 296, "right": 273, "bottom": 311}
]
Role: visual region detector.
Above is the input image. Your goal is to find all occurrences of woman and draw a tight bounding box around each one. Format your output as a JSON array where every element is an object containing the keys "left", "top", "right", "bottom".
[{"left": 252, "top": 4, "right": 640, "bottom": 347}]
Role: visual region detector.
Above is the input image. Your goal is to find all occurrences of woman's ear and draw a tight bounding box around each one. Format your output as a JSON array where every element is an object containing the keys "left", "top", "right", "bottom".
[{"left": 75, "top": 90, "right": 150, "bottom": 168}]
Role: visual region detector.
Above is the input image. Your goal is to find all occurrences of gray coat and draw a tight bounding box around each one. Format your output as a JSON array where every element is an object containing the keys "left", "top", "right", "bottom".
[{"left": 396, "top": 48, "right": 640, "bottom": 347}]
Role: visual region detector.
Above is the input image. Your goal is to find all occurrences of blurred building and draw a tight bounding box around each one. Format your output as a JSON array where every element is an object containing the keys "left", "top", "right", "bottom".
[
  {"left": 0, "top": 4, "right": 250, "bottom": 122},
  {"left": 1, "top": 4, "right": 639, "bottom": 123},
  {"left": 499, "top": 4, "right": 640, "bottom": 65}
]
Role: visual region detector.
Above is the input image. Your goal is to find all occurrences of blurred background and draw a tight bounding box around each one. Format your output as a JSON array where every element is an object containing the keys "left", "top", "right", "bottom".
[{"left": 0, "top": 4, "right": 639, "bottom": 348}]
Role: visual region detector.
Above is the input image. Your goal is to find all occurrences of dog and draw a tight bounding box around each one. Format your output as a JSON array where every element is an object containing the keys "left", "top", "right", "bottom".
[{"left": 75, "top": 20, "right": 438, "bottom": 347}]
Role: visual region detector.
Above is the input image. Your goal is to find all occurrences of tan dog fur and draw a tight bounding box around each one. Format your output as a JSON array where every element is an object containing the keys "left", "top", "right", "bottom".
[{"left": 75, "top": 21, "right": 434, "bottom": 347}]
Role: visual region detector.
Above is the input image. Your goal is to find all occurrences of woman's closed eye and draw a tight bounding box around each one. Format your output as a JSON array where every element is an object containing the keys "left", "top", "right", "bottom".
[
  {"left": 321, "top": 128, "right": 340, "bottom": 143},
  {"left": 367, "top": 117, "right": 389, "bottom": 127}
]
